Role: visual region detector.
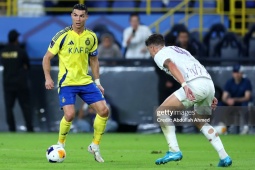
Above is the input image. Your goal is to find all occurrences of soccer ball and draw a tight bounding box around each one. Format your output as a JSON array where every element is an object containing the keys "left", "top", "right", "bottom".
[
  {"left": 214, "top": 122, "right": 227, "bottom": 135},
  {"left": 46, "top": 145, "right": 66, "bottom": 163}
]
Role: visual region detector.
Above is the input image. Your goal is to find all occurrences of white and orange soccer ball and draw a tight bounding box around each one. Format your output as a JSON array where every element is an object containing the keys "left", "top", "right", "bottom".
[
  {"left": 46, "top": 145, "right": 66, "bottom": 163},
  {"left": 214, "top": 122, "right": 227, "bottom": 135}
]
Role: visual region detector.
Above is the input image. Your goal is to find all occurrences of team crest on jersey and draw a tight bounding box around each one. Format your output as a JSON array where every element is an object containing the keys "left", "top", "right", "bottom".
[
  {"left": 62, "top": 97, "right": 66, "bottom": 103},
  {"left": 85, "top": 38, "right": 90, "bottom": 45}
]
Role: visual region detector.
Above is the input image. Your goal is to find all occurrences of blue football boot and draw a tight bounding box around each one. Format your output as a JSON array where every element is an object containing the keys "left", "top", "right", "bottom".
[
  {"left": 155, "top": 151, "right": 183, "bottom": 165},
  {"left": 218, "top": 156, "right": 232, "bottom": 167}
]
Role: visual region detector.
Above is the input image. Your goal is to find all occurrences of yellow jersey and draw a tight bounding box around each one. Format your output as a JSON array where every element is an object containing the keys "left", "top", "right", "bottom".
[{"left": 48, "top": 26, "right": 98, "bottom": 87}]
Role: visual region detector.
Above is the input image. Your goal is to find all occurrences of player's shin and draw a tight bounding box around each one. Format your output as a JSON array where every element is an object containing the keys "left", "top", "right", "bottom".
[
  {"left": 159, "top": 115, "right": 180, "bottom": 152},
  {"left": 58, "top": 116, "right": 72, "bottom": 145},
  {"left": 200, "top": 123, "right": 228, "bottom": 159},
  {"left": 93, "top": 114, "right": 108, "bottom": 145}
]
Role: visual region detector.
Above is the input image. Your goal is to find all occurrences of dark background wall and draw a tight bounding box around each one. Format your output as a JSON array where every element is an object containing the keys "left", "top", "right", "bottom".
[{"left": 0, "top": 65, "right": 254, "bottom": 131}]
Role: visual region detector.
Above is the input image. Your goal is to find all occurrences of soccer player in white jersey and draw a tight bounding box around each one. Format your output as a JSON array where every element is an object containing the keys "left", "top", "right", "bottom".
[{"left": 145, "top": 34, "right": 232, "bottom": 167}]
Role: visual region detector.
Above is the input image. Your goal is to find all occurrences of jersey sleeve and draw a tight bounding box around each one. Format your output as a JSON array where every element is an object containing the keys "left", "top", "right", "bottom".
[
  {"left": 154, "top": 50, "right": 170, "bottom": 69},
  {"left": 47, "top": 34, "right": 63, "bottom": 55},
  {"left": 89, "top": 32, "right": 98, "bottom": 57}
]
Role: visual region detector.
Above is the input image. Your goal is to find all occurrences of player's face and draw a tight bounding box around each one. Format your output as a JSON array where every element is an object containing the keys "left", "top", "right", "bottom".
[
  {"left": 71, "top": 9, "right": 88, "bottom": 29},
  {"left": 147, "top": 45, "right": 156, "bottom": 58}
]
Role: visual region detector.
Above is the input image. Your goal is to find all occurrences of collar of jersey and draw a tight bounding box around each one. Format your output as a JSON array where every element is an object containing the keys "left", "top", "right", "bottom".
[{"left": 70, "top": 25, "right": 86, "bottom": 36}]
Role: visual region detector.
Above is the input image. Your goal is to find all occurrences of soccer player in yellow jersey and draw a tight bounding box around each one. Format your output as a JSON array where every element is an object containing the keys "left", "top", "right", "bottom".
[{"left": 42, "top": 4, "right": 108, "bottom": 163}]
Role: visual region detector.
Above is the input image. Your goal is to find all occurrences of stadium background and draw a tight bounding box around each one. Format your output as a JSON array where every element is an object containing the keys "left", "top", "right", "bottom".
[{"left": 0, "top": 0, "right": 255, "bottom": 132}]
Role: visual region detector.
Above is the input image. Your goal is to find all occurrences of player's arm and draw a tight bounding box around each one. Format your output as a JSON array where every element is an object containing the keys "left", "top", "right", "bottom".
[
  {"left": 90, "top": 56, "right": 104, "bottom": 94},
  {"left": 163, "top": 59, "right": 195, "bottom": 101},
  {"left": 42, "top": 51, "right": 55, "bottom": 90},
  {"left": 163, "top": 59, "right": 185, "bottom": 85}
]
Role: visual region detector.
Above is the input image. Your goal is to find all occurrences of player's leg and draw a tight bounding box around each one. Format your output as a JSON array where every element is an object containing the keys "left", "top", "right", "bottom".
[
  {"left": 57, "top": 87, "right": 77, "bottom": 147},
  {"left": 194, "top": 116, "right": 232, "bottom": 167},
  {"left": 79, "top": 83, "right": 108, "bottom": 163},
  {"left": 159, "top": 94, "right": 185, "bottom": 152},
  {"left": 155, "top": 90, "right": 187, "bottom": 165},
  {"left": 4, "top": 88, "right": 17, "bottom": 132},
  {"left": 17, "top": 87, "right": 34, "bottom": 132},
  {"left": 192, "top": 79, "right": 232, "bottom": 167},
  {"left": 88, "top": 100, "right": 109, "bottom": 162},
  {"left": 58, "top": 104, "right": 76, "bottom": 147},
  {"left": 90, "top": 100, "right": 109, "bottom": 145}
]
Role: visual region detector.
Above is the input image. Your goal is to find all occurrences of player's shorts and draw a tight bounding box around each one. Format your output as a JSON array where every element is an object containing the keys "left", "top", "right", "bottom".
[
  {"left": 173, "top": 77, "right": 215, "bottom": 115},
  {"left": 58, "top": 83, "right": 105, "bottom": 108}
]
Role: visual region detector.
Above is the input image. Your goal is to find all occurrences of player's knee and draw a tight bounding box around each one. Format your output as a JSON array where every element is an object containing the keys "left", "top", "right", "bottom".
[
  {"left": 64, "top": 111, "right": 75, "bottom": 122},
  {"left": 98, "top": 106, "right": 109, "bottom": 117},
  {"left": 207, "top": 128, "right": 219, "bottom": 142}
]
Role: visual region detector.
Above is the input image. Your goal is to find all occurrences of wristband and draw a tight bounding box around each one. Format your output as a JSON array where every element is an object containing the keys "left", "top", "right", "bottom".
[
  {"left": 95, "top": 79, "right": 101, "bottom": 85},
  {"left": 181, "top": 82, "right": 187, "bottom": 87}
]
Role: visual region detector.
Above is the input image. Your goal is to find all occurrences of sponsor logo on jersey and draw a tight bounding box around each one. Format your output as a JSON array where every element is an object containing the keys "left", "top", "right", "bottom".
[
  {"left": 68, "top": 47, "right": 89, "bottom": 54},
  {"left": 68, "top": 40, "right": 74, "bottom": 45}
]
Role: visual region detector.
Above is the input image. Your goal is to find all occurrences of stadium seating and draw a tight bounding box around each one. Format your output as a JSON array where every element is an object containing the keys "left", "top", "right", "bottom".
[
  {"left": 243, "top": 25, "right": 255, "bottom": 58},
  {"left": 203, "top": 23, "right": 227, "bottom": 57},
  {"left": 214, "top": 32, "right": 244, "bottom": 65}
]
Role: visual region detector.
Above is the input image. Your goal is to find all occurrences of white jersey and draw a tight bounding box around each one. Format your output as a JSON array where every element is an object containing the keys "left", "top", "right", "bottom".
[{"left": 154, "top": 46, "right": 211, "bottom": 82}]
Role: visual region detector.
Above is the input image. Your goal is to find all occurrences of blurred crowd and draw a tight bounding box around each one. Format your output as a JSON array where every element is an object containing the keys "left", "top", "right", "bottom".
[{"left": 94, "top": 16, "right": 255, "bottom": 62}]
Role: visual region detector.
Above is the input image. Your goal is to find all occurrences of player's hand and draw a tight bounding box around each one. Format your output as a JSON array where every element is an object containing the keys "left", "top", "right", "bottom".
[
  {"left": 97, "top": 85, "right": 105, "bottom": 95},
  {"left": 183, "top": 85, "right": 195, "bottom": 101},
  {"left": 45, "top": 78, "right": 54, "bottom": 90},
  {"left": 211, "top": 97, "right": 218, "bottom": 110}
]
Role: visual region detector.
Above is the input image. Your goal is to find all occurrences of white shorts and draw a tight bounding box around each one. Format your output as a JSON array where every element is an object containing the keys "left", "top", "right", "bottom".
[{"left": 174, "top": 77, "right": 215, "bottom": 115}]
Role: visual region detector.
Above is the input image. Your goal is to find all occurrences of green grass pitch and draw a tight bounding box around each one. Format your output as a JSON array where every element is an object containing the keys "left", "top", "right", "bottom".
[{"left": 0, "top": 133, "right": 254, "bottom": 170}]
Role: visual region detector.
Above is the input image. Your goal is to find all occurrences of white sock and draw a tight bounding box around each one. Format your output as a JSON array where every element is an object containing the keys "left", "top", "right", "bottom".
[
  {"left": 201, "top": 123, "right": 228, "bottom": 159},
  {"left": 161, "top": 125, "right": 180, "bottom": 152}
]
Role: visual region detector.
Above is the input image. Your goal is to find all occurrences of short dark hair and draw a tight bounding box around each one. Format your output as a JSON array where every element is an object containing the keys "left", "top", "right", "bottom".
[
  {"left": 72, "top": 4, "right": 88, "bottom": 14},
  {"left": 129, "top": 13, "right": 140, "bottom": 21},
  {"left": 145, "top": 33, "right": 165, "bottom": 46}
]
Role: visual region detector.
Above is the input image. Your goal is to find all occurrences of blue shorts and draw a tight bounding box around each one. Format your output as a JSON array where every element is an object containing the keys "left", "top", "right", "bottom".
[{"left": 58, "top": 83, "right": 105, "bottom": 108}]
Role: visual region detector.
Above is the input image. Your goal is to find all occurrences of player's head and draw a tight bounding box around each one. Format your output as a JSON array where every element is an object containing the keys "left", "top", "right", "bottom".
[
  {"left": 129, "top": 13, "right": 140, "bottom": 30},
  {"left": 145, "top": 33, "right": 165, "bottom": 58},
  {"left": 71, "top": 4, "right": 88, "bottom": 29}
]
